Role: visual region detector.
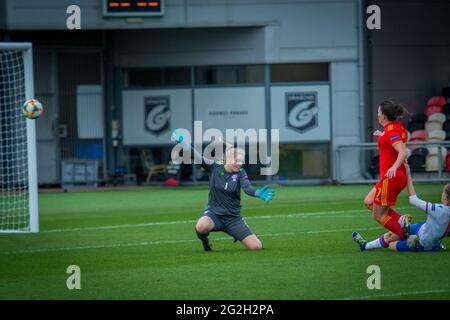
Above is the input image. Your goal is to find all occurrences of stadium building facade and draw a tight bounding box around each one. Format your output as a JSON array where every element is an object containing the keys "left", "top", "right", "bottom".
[{"left": 1, "top": 0, "right": 449, "bottom": 186}]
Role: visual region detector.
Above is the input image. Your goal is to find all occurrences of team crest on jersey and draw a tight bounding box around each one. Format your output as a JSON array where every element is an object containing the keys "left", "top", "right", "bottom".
[{"left": 286, "top": 92, "right": 319, "bottom": 134}]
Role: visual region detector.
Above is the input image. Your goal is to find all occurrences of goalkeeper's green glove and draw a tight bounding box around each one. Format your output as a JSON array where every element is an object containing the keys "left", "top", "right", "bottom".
[
  {"left": 171, "top": 130, "right": 191, "bottom": 150},
  {"left": 255, "top": 185, "right": 275, "bottom": 203}
]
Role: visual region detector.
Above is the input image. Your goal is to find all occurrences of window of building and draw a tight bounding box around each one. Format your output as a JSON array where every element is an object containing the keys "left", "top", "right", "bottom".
[
  {"left": 276, "top": 143, "right": 330, "bottom": 179},
  {"left": 271, "top": 63, "right": 329, "bottom": 83},
  {"left": 125, "top": 67, "right": 191, "bottom": 87},
  {"left": 195, "top": 65, "right": 264, "bottom": 85}
]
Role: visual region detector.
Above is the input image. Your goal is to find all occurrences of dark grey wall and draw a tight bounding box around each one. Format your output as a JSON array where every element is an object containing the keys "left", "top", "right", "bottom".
[
  {"left": 115, "top": 27, "right": 266, "bottom": 67},
  {"left": 0, "top": 0, "right": 7, "bottom": 30},
  {"left": 369, "top": 0, "right": 450, "bottom": 133}
]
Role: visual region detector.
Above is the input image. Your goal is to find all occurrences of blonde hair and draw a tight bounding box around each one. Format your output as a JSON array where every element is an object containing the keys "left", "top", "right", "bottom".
[
  {"left": 224, "top": 147, "right": 245, "bottom": 164},
  {"left": 226, "top": 147, "right": 245, "bottom": 158}
]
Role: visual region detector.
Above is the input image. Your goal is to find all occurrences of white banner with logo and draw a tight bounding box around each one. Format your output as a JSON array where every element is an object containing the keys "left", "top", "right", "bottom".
[
  {"left": 122, "top": 89, "right": 192, "bottom": 145},
  {"left": 194, "top": 87, "right": 266, "bottom": 143},
  {"left": 270, "top": 85, "right": 331, "bottom": 142}
]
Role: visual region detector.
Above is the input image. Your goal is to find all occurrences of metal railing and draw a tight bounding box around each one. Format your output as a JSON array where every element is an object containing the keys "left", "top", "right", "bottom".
[{"left": 335, "top": 141, "right": 450, "bottom": 184}]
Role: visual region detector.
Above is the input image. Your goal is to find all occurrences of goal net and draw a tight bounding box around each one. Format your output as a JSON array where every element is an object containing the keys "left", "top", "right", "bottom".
[{"left": 0, "top": 43, "right": 39, "bottom": 233}]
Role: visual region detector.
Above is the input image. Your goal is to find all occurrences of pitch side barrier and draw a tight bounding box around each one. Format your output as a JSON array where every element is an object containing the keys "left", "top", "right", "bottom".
[{"left": 335, "top": 141, "right": 450, "bottom": 184}]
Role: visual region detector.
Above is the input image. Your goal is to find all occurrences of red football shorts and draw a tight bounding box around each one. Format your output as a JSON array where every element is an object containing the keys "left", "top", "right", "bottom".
[{"left": 373, "top": 172, "right": 407, "bottom": 207}]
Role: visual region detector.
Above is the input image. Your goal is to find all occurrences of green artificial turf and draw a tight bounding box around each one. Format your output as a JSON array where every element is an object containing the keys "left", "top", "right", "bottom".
[{"left": 0, "top": 184, "right": 449, "bottom": 300}]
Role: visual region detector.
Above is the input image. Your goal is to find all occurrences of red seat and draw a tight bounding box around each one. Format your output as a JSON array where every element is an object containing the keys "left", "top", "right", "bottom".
[
  {"left": 164, "top": 177, "right": 180, "bottom": 186},
  {"left": 425, "top": 104, "right": 443, "bottom": 117},
  {"left": 408, "top": 130, "right": 428, "bottom": 152},
  {"left": 426, "top": 96, "right": 446, "bottom": 108},
  {"left": 409, "top": 130, "right": 428, "bottom": 142}
]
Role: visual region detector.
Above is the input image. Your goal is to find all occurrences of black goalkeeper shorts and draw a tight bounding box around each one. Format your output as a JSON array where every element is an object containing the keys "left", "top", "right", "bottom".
[{"left": 202, "top": 208, "right": 253, "bottom": 241}]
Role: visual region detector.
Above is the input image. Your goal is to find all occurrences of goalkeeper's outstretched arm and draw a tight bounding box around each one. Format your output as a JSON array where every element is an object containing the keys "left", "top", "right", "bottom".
[
  {"left": 171, "top": 130, "right": 214, "bottom": 171},
  {"left": 239, "top": 171, "right": 275, "bottom": 203},
  {"left": 190, "top": 143, "right": 215, "bottom": 172},
  {"left": 239, "top": 170, "right": 258, "bottom": 197}
]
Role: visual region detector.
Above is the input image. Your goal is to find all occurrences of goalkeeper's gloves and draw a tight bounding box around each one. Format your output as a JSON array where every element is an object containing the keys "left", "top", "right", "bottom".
[
  {"left": 255, "top": 185, "right": 275, "bottom": 203},
  {"left": 171, "top": 130, "right": 191, "bottom": 150},
  {"left": 171, "top": 130, "right": 185, "bottom": 143}
]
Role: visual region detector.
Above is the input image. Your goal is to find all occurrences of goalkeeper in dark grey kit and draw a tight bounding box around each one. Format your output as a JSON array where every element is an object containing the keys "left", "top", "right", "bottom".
[{"left": 171, "top": 131, "right": 275, "bottom": 252}]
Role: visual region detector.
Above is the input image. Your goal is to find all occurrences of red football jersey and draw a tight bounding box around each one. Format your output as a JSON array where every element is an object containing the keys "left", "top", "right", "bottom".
[{"left": 377, "top": 121, "right": 408, "bottom": 177}]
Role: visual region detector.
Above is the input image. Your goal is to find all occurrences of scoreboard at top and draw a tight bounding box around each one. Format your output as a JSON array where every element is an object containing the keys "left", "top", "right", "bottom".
[{"left": 103, "top": 0, "right": 164, "bottom": 16}]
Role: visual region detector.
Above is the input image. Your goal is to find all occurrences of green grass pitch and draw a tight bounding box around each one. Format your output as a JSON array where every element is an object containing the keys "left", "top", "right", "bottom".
[{"left": 0, "top": 184, "right": 449, "bottom": 300}]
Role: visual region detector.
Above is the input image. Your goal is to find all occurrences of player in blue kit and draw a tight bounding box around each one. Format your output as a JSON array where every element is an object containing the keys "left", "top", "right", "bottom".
[
  {"left": 353, "top": 164, "right": 449, "bottom": 252},
  {"left": 171, "top": 130, "right": 275, "bottom": 252}
]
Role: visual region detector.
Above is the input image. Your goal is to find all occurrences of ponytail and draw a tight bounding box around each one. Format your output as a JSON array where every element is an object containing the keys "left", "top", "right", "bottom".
[
  {"left": 379, "top": 100, "right": 410, "bottom": 121},
  {"left": 393, "top": 103, "right": 405, "bottom": 120}
]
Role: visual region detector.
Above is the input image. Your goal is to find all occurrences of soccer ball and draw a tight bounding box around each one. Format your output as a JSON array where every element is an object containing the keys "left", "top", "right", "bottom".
[{"left": 22, "top": 98, "right": 44, "bottom": 119}]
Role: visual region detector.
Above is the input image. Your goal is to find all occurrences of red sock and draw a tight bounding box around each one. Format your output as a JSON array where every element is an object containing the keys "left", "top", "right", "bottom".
[
  {"left": 380, "top": 215, "right": 404, "bottom": 239},
  {"left": 388, "top": 208, "right": 401, "bottom": 221}
]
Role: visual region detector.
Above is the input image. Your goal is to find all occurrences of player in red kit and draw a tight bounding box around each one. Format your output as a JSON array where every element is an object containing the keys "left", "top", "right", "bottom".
[{"left": 363, "top": 100, "right": 411, "bottom": 241}]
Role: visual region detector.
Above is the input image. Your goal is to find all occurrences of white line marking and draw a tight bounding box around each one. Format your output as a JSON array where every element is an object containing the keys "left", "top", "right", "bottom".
[
  {"left": 40, "top": 207, "right": 410, "bottom": 233},
  {"left": 1, "top": 226, "right": 382, "bottom": 255},
  {"left": 42, "top": 220, "right": 198, "bottom": 233},
  {"left": 338, "top": 289, "right": 450, "bottom": 300}
]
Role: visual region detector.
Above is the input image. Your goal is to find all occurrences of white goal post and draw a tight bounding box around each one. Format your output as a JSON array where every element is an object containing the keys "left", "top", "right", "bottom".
[{"left": 0, "top": 42, "right": 39, "bottom": 233}]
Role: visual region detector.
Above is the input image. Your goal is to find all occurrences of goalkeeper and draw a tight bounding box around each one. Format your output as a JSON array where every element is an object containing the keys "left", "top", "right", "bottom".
[{"left": 171, "top": 131, "right": 275, "bottom": 252}]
